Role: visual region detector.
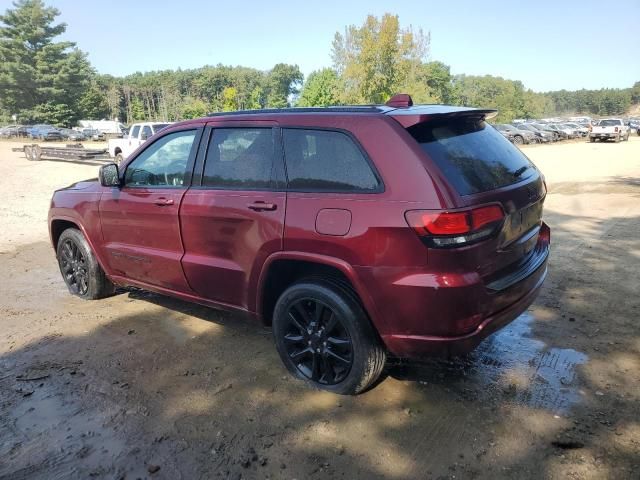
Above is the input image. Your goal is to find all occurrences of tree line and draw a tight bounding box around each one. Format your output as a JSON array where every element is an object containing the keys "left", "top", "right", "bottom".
[{"left": 0, "top": 1, "right": 638, "bottom": 127}]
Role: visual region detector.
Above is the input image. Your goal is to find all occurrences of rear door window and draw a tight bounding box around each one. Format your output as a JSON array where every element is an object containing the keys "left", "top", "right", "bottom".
[
  {"left": 202, "top": 128, "right": 275, "bottom": 189},
  {"left": 408, "top": 119, "right": 536, "bottom": 196},
  {"left": 282, "top": 129, "right": 380, "bottom": 192}
]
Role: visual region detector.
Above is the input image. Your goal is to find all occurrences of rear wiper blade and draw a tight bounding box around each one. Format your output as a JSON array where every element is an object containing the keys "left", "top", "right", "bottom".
[{"left": 513, "top": 165, "right": 530, "bottom": 178}]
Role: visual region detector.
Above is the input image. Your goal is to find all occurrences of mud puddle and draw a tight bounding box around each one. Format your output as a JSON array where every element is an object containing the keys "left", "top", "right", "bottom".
[{"left": 390, "top": 312, "right": 588, "bottom": 413}]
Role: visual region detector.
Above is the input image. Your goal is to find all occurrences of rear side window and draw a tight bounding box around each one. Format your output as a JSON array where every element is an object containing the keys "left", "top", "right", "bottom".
[
  {"left": 408, "top": 119, "right": 536, "bottom": 196},
  {"left": 202, "top": 128, "right": 275, "bottom": 189},
  {"left": 283, "top": 129, "right": 380, "bottom": 192}
]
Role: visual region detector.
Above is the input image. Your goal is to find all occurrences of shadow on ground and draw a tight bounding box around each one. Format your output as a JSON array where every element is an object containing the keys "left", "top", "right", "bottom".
[{"left": 0, "top": 214, "right": 638, "bottom": 479}]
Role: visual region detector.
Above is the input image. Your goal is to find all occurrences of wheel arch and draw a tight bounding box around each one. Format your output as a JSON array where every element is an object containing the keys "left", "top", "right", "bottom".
[
  {"left": 49, "top": 215, "right": 110, "bottom": 275},
  {"left": 255, "top": 252, "right": 386, "bottom": 333}
]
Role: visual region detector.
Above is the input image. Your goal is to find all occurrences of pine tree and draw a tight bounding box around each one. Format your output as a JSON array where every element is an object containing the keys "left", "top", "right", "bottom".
[{"left": 0, "top": 0, "right": 93, "bottom": 125}]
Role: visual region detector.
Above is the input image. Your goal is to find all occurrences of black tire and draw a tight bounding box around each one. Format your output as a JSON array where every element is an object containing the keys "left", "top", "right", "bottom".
[
  {"left": 272, "top": 280, "right": 386, "bottom": 395},
  {"left": 114, "top": 153, "right": 124, "bottom": 165},
  {"left": 56, "top": 228, "right": 115, "bottom": 300},
  {"left": 614, "top": 134, "right": 621, "bottom": 143},
  {"left": 513, "top": 135, "right": 524, "bottom": 145},
  {"left": 589, "top": 137, "right": 595, "bottom": 143}
]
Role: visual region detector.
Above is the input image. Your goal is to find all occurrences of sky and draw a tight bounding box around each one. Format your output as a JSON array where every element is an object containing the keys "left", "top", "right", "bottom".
[{"left": 2, "top": 0, "right": 639, "bottom": 92}]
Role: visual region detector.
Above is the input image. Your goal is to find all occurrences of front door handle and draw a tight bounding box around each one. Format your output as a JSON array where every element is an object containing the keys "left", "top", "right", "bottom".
[
  {"left": 154, "top": 197, "right": 174, "bottom": 206},
  {"left": 247, "top": 201, "right": 277, "bottom": 212}
]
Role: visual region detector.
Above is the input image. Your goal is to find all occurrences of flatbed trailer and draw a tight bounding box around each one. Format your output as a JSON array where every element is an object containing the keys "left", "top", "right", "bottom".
[{"left": 13, "top": 144, "right": 111, "bottom": 162}]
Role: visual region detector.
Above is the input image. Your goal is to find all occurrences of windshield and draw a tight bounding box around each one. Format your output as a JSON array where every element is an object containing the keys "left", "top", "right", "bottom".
[
  {"left": 408, "top": 118, "right": 537, "bottom": 196},
  {"left": 599, "top": 119, "right": 621, "bottom": 126}
]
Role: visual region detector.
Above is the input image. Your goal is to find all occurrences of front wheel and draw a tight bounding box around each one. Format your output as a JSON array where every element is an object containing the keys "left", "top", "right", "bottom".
[
  {"left": 56, "top": 229, "right": 115, "bottom": 300},
  {"left": 273, "top": 280, "right": 386, "bottom": 395},
  {"left": 513, "top": 135, "right": 524, "bottom": 145}
]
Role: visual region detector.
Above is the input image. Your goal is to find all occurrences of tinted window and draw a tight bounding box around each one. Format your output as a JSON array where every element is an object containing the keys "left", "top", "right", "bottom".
[
  {"left": 141, "top": 125, "right": 152, "bottom": 138},
  {"left": 283, "top": 129, "right": 379, "bottom": 192},
  {"left": 125, "top": 130, "right": 196, "bottom": 187},
  {"left": 130, "top": 125, "right": 140, "bottom": 138},
  {"left": 599, "top": 119, "right": 621, "bottom": 126},
  {"left": 409, "top": 119, "right": 536, "bottom": 196},
  {"left": 203, "top": 128, "right": 274, "bottom": 189}
]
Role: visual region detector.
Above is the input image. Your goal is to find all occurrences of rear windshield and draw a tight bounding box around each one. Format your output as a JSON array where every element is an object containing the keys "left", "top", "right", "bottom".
[
  {"left": 408, "top": 118, "right": 536, "bottom": 196},
  {"left": 599, "top": 119, "right": 620, "bottom": 126}
]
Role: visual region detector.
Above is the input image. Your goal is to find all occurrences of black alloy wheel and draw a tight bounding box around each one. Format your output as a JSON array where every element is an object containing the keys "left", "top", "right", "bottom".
[
  {"left": 282, "top": 298, "right": 353, "bottom": 385},
  {"left": 273, "top": 280, "right": 386, "bottom": 395},
  {"left": 59, "top": 237, "right": 89, "bottom": 296}
]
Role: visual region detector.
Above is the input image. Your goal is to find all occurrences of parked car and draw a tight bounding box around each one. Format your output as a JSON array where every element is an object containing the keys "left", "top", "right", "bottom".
[
  {"left": 16, "top": 126, "right": 30, "bottom": 137},
  {"left": 544, "top": 124, "right": 569, "bottom": 140},
  {"left": 515, "top": 123, "right": 554, "bottom": 143},
  {"left": 49, "top": 95, "right": 550, "bottom": 395},
  {"left": 81, "top": 128, "right": 106, "bottom": 141},
  {"left": 531, "top": 124, "right": 561, "bottom": 141},
  {"left": 107, "top": 122, "right": 171, "bottom": 163},
  {"left": 0, "top": 125, "right": 20, "bottom": 138},
  {"left": 555, "top": 123, "right": 580, "bottom": 139},
  {"left": 494, "top": 124, "right": 537, "bottom": 145},
  {"left": 27, "top": 125, "right": 63, "bottom": 141},
  {"left": 59, "top": 128, "right": 87, "bottom": 142},
  {"left": 563, "top": 122, "right": 589, "bottom": 137},
  {"left": 589, "top": 118, "right": 630, "bottom": 142}
]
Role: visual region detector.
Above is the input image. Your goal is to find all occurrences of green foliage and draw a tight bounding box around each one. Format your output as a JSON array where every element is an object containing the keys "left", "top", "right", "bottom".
[
  {"left": 180, "top": 97, "right": 208, "bottom": 119},
  {"left": 78, "top": 80, "right": 110, "bottom": 119},
  {"left": 332, "top": 13, "right": 429, "bottom": 104},
  {"left": 0, "top": 4, "right": 636, "bottom": 127},
  {"left": 297, "top": 68, "right": 340, "bottom": 107},
  {"left": 222, "top": 86, "right": 238, "bottom": 111},
  {"left": 631, "top": 82, "right": 640, "bottom": 104},
  {"left": 546, "top": 88, "right": 632, "bottom": 116},
  {"left": 265, "top": 63, "right": 303, "bottom": 108},
  {"left": 0, "top": 0, "right": 93, "bottom": 125}
]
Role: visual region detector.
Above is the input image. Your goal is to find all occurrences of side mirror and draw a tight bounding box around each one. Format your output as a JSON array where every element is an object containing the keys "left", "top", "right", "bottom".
[{"left": 99, "top": 163, "right": 120, "bottom": 187}]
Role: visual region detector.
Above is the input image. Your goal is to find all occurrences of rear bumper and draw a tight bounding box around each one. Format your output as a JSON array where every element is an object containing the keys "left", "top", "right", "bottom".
[
  {"left": 381, "top": 263, "right": 546, "bottom": 357},
  {"left": 364, "top": 222, "right": 550, "bottom": 358},
  {"left": 590, "top": 132, "right": 617, "bottom": 139}
]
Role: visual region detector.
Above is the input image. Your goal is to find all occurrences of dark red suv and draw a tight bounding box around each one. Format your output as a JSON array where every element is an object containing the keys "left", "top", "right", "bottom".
[{"left": 49, "top": 94, "right": 549, "bottom": 394}]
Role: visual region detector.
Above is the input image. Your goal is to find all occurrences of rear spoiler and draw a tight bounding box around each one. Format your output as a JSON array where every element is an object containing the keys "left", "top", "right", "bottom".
[{"left": 386, "top": 108, "right": 498, "bottom": 129}]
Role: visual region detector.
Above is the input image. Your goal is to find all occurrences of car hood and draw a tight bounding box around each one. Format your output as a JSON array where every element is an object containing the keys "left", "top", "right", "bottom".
[{"left": 56, "top": 178, "right": 99, "bottom": 192}]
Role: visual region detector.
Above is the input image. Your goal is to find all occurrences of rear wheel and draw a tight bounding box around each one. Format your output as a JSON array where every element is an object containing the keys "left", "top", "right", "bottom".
[
  {"left": 272, "top": 280, "right": 386, "bottom": 395},
  {"left": 56, "top": 229, "right": 115, "bottom": 300}
]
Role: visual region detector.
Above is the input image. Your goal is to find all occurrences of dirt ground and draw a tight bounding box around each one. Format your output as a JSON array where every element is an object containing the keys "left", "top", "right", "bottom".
[{"left": 0, "top": 136, "right": 639, "bottom": 480}]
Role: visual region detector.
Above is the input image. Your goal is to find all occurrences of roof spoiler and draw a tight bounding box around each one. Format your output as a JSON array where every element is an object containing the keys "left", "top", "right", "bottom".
[{"left": 388, "top": 108, "right": 499, "bottom": 128}]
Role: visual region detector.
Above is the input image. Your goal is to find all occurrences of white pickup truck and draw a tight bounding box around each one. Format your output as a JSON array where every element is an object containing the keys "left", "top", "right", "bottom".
[
  {"left": 108, "top": 122, "right": 172, "bottom": 163},
  {"left": 589, "top": 118, "right": 630, "bottom": 143}
]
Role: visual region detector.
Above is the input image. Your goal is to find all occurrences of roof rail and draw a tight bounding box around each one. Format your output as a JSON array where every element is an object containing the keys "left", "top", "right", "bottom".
[{"left": 206, "top": 106, "right": 385, "bottom": 117}]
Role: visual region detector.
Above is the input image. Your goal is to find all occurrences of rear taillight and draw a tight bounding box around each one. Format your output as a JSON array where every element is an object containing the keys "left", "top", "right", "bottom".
[{"left": 405, "top": 205, "right": 505, "bottom": 248}]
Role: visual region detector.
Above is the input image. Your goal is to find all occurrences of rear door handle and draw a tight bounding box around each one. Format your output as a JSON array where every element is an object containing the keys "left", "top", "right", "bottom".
[
  {"left": 154, "top": 197, "right": 174, "bottom": 206},
  {"left": 247, "top": 201, "right": 277, "bottom": 212}
]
